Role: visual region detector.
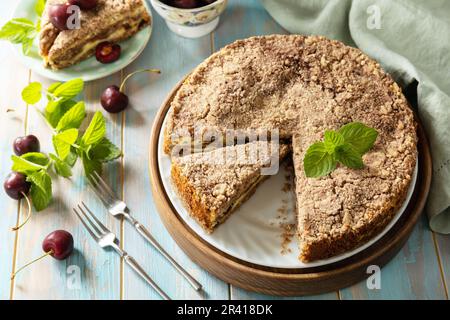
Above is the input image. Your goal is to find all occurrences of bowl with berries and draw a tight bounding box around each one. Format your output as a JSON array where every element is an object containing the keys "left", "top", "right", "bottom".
[{"left": 150, "top": 0, "right": 227, "bottom": 38}]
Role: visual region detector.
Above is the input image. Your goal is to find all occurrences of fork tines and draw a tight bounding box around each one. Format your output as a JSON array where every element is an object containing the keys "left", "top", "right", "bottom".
[
  {"left": 73, "top": 201, "right": 109, "bottom": 240},
  {"left": 88, "top": 171, "right": 117, "bottom": 205}
]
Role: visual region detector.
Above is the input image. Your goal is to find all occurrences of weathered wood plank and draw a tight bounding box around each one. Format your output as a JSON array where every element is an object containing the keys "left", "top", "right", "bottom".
[
  {"left": 432, "top": 233, "right": 450, "bottom": 299},
  {"left": 121, "top": 12, "right": 229, "bottom": 299},
  {"left": 0, "top": 1, "right": 33, "bottom": 300},
  {"left": 11, "top": 73, "right": 123, "bottom": 299},
  {"left": 214, "top": 0, "right": 287, "bottom": 45},
  {"left": 340, "top": 215, "right": 447, "bottom": 299},
  {"left": 0, "top": 50, "right": 30, "bottom": 300}
]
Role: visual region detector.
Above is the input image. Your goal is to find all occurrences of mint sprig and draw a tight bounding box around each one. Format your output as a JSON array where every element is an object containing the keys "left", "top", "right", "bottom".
[
  {"left": 35, "top": 0, "right": 47, "bottom": 19},
  {"left": 303, "top": 122, "right": 378, "bottom": 178},
  {"left": 53, "top": 128, "right": 79, "bottom": 160},
  {"left": 0, "top": 18, "right": 38, "bottom": 55},
  {"left": 14, "top": 78, "right": 121, "bottom": 211},
  {"left": 11, "top": 153, "right": 52, "bottom": 211},
  {"left": 0, "top": 0, "right": 46, "bottom": 55},
  {"left": 27, "top": 170, "right": 52, "bottom": 211}
]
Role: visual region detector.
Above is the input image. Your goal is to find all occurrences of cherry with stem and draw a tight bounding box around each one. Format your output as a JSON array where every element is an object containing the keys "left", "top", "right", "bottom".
[
  {"left": 11, "top": 191, "right": 32, "bottom": 231},
  {"left": 11, "top": 230, "right": 74, "bottom": 280},
  {"left": 4, "top": 172, "right": 33, "bottom": 231},
  {"left": 101, "top": 68, "right": 161, "bottom": 113}
]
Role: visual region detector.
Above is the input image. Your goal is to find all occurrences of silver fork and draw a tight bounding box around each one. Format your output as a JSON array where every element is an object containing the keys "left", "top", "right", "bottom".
[
  {"left": 88, "top": 171, "right": 202, "bottom": 291},
  {"left": 74, "top": 202, "right": 171, "bottom": 300}
]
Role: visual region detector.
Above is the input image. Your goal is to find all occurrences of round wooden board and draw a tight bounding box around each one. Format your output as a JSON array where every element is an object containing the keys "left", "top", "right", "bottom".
[{"left": 148, "top": 77, "right": 432, "bottom": 296}]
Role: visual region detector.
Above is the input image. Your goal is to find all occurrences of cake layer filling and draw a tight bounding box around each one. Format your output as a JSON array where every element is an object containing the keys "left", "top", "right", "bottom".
[{"left": 211, "top": 175, "right": 266, "bottom": 228}]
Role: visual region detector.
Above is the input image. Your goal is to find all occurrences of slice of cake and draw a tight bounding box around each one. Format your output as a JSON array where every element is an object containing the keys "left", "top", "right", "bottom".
[
  {"left": 171, "top": 141, "right": 290, "bottom": 233},
  {"left": 39, "top": 0, "right": 151, "bottom": 69}
]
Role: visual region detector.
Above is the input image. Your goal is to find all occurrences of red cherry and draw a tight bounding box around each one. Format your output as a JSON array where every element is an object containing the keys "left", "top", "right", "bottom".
[
  {"left": 42, "top": 230, "right": 74, "bottom": 260},
  {"left": 13, "top": 135, "right": 40, "bottom": 156},
  {"left": 4, "top": 172, "right": 30, "bottom": 200},
  {"left": 68, "top": 0, "right": 98, "bottom": 10},
  {"left": 48, "top": 4, "right": 72, "bottom": 31},
  {"left": 101, "top": 85, "right": 129, "bottom": 113},
  {"left": 95, "top": 42, "right": 121, "bottom": 64}
]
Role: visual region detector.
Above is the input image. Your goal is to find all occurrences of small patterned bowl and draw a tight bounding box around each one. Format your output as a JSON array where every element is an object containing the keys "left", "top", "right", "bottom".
[{"left": 150, "top": 0, "right": 228, "bottom": 38}]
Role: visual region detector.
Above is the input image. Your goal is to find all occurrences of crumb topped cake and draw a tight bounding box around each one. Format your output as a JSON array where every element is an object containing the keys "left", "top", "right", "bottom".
[
  {"left": 172, "top": 141, "right": 289, "bottom": 233},
  {"left": 39, "top": 0, "right": 151, "bottom": 69},
  {"left": 165, "top": 35, "right": 417, "bottom": 261}
]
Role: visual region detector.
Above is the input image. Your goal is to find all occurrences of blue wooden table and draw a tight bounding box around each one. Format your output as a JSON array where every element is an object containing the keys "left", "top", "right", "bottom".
[{"left": 0, "top": 0, "right": 449, "bottom": 300}]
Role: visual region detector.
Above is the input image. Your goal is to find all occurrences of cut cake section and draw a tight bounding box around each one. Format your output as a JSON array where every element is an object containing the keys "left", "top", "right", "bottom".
[{"left": 171, "top": 141, "right": 289, "bottom": 233}]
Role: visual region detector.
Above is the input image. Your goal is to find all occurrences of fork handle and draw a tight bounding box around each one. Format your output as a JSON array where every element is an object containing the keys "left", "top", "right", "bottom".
[
  {"left": 131, "top": 219, "right": 203, "bottom": 291},
  {"left": 124, "top": 255, "right": 171, "bottom": 300}
]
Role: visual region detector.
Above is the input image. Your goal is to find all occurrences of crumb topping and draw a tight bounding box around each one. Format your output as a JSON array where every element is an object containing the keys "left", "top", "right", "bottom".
[{"left": 165, "top": 35, "right": 417, "bottom": 261}]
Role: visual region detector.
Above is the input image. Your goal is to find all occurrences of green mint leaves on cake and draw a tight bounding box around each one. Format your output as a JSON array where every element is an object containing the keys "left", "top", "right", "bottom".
[
  {"left": 15, "top": 78, "right": 121, "bottom": 211},
  {"left": 0, "top": 0, "right": 45, "bottom": 55},
  {"left": 303, "top": 122, "right": 378, "bottom": 178}
]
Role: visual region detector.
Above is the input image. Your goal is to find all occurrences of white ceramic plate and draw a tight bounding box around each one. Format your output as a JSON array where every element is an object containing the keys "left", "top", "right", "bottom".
[
  {"left": 11, "top": 0, "right": 153, "bottom": 82},
  {"left": 157, "top": 113, "right": 418, "bottom": 269}
]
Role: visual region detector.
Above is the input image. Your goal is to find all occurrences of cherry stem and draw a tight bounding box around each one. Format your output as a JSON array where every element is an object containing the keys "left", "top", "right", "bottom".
[
  {"left": 119, "top": 68, "right": 161, "bottom": 93},
  {"left": 11, "top": 192, "right": 32, "bottom": 232},
  {"left": 10, "top": 250, "right": 54, "bottom": 280}
]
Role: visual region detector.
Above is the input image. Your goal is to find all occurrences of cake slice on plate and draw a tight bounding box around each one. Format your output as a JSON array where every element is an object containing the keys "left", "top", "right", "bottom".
[
  {"left": 39, "top": 0, "right": 151, "bottom": 69},
  {"left": 171, "top": 141, "right": 290, "bottom": 233}
]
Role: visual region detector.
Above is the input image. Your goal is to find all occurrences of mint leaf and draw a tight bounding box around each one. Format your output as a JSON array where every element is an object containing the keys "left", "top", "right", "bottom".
[
  {"left": 35, "top": 0, "right": 46, "bottom": 16},
  {"left": 324, "top": 130, "right": 344, "bottom": 153},
  {"left": 21, "top": 152, "right": 49, "bottom": 166},
  {"left": 338, "top": 122, "right": 378, "bottom": 155},
  {"left": 11, "top": 155, "right": 44, "bottom": 174},
  {"left": 46, "top": 81, "right": 62, "bottom": 100},
  {"left": 27, "top": 170, "right": 52, "bottom": 211},
  {"left": 335, "top": 144, "right": 364, "bottom": 169},
  {"left": 53, "top": 128, "right": 78, "bottom": 160},
  {"left": 52, "top": 78, "right": 84, "bottom": 99},
  {"left": 304, "top": 122, "right": 378, "bottom": 178},
  {"left": 0, "top": 18, "right": 34, "bottom": 39},
  {"left": 56, "top": 101, "right": 86, "bottom": 132},
  {"left": 50, "top": 154, "right": 72, "bottom": 178},
  {"left": 81, "top": 152, "right": 102, "bottom": 177},
  {"left": 21, "top": 82, "right": 42, "bottom": 104},
  {"left": 65, "top": 149, "right": 78, "bottom": 167},
  {"left": 45, "top": 99, "right": 77, "bottom": 128},
  {"left": 81, "top": 112, "right": 105, "bottom": 146},
  {"left": 303, "top": 142, "right": 337, "bottom": 178},
  {"left": 0, "top": 18, "right": 37, "bottom": 55},
  {"left": 47, "top": 82, "right": 62, "bottom": 93},
  {"left": 89, "top": 138, "right": 121, "bottom": 162}
]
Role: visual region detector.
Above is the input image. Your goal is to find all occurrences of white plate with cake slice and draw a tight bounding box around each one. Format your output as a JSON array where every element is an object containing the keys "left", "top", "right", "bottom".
[
  {"left": 10, "top": 0, "right": 152, "bottom": 82},
  {"left": 157, "top": 112, "right": 418, "bottom": 269}
]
